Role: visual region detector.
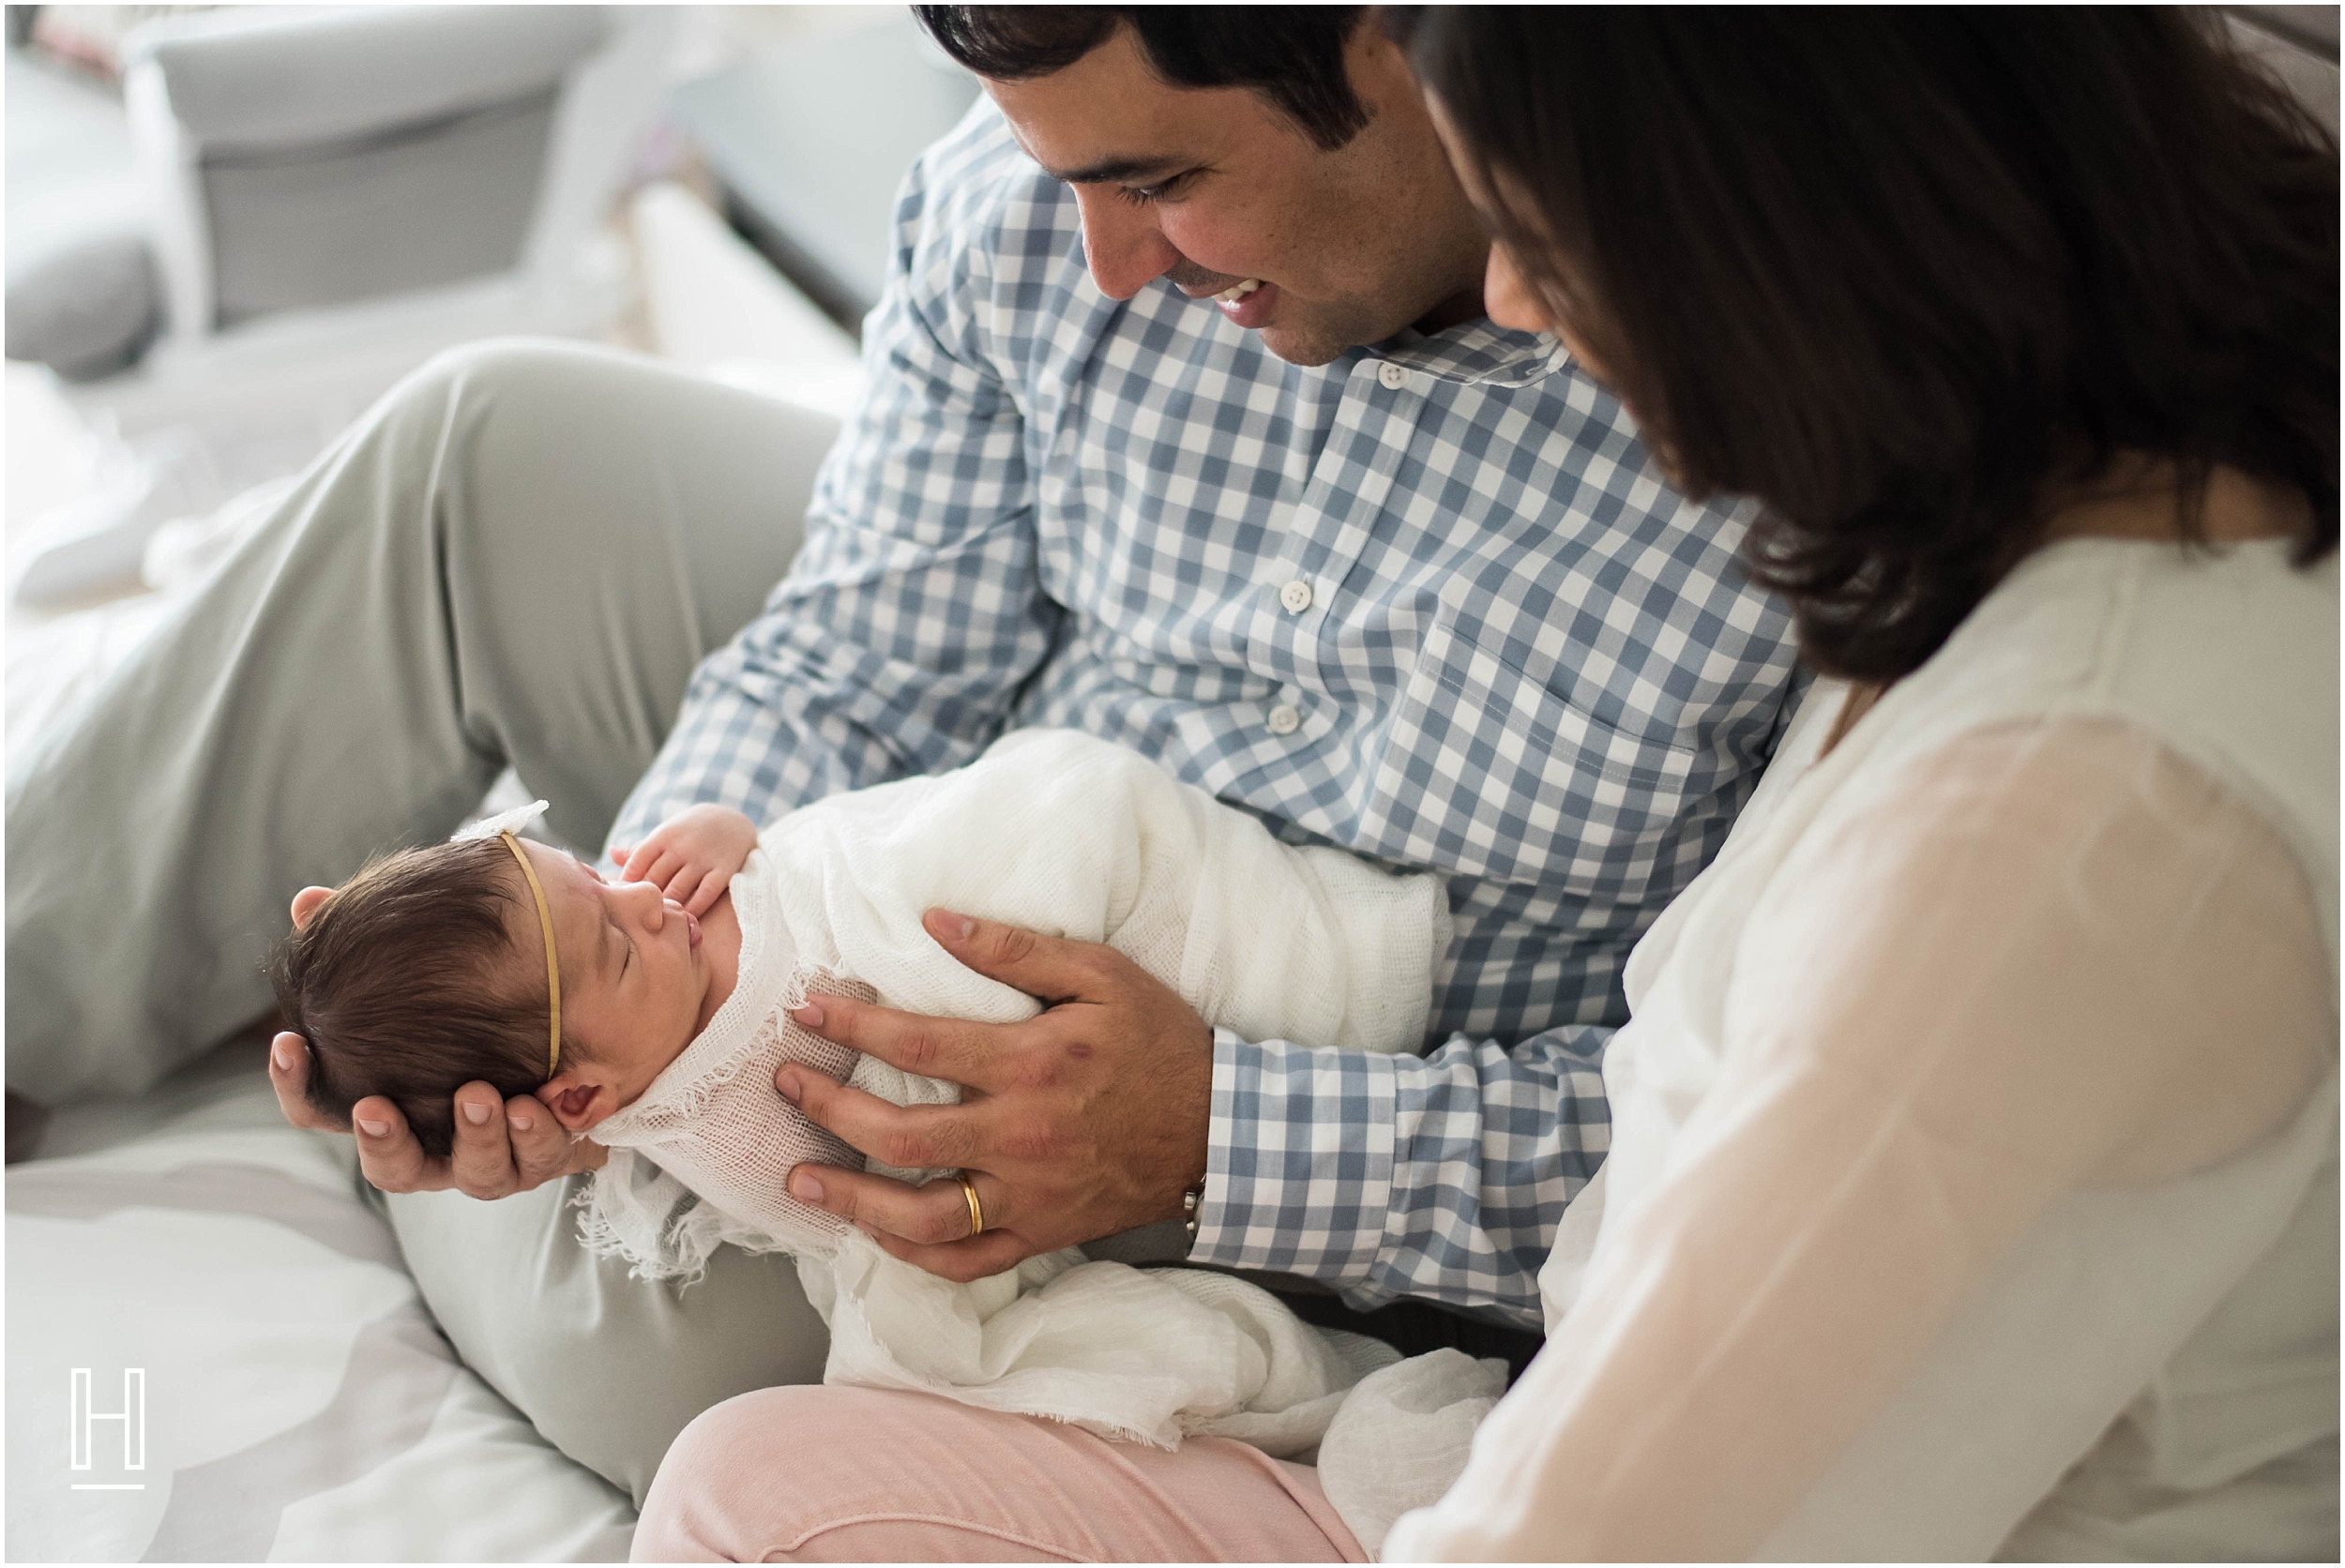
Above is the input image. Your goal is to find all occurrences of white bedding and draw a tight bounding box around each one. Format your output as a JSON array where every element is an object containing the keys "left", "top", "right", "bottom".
[
  {"left": 6, "top": 1039, "right": 637, "bottom": 1562},
  {"left": 8, "top": 491, "right": 638, "bottom": 1560}
]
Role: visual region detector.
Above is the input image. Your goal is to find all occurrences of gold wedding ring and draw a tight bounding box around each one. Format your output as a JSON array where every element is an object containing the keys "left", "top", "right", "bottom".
[{"left": 960, "top": 1174, "right": 986, "bottom": 1237}]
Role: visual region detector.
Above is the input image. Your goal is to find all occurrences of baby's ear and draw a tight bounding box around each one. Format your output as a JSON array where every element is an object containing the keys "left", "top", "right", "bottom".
[
  {"left": 536, "top": 1078, "right": 610, "bottom": 1133},
  {"left": 290, "top": 886, "right": 335, "bottom": 929}
]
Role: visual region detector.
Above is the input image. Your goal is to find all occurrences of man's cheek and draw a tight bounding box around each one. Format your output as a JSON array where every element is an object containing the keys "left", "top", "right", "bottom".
[{"left": 1159, "top": 208, "right": 1273, "bottom": 287}]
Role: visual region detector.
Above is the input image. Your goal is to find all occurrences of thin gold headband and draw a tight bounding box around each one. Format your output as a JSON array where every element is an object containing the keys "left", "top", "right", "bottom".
[{"left": 497, "top": 830, "right": 562, "bottom": 1076}]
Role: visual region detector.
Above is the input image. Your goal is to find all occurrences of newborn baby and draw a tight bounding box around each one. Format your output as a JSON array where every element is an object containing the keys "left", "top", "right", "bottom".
[{"left": 274, "top": 728, "right": 1451, "bottom": 1449}]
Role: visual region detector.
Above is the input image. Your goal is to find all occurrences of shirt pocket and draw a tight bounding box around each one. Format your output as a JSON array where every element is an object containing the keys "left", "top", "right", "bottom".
[{"left": 1358, "top": 615, "right": 1703, "bottom": 895}]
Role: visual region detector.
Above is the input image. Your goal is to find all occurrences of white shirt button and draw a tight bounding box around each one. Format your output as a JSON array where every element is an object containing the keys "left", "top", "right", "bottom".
[
  {"left": 1376, "top": 361, "right": 1411, "bottom": 390},
  {"left": 1278, "top": 579, "right": 1313, "bottom": 613},
  {"left": 1266, "top": 703, "right": 1302, "bottom": 735}
]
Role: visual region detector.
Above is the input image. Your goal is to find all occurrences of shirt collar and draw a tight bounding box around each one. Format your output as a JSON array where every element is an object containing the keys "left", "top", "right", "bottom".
[{"left": 1369, "top": 318, "right": 1575, "bottom": 388}]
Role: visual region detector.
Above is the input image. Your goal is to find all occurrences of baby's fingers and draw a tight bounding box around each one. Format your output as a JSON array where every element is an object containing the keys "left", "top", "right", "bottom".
[
  {"left": 684, "top": 868, "right": 728, "bottom": 916},
  {"left": 621, "top": 835, "right": 682, "bottom": 882}
]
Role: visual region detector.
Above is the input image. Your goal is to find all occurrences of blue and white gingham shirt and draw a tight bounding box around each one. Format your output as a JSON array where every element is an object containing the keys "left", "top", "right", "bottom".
[{"left": 611, "top": 104, "right": 1802, "bottom": 1330}]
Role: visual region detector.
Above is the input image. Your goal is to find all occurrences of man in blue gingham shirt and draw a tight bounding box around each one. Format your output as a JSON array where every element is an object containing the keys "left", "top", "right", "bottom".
[{"left": 610, "top": 99, "right": 1800, "bottom": 1333}]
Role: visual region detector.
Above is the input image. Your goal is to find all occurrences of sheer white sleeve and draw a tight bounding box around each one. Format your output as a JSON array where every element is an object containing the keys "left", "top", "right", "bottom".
[{"left": 1387, "top": 716, "right": 2332, "bottom": 1560}]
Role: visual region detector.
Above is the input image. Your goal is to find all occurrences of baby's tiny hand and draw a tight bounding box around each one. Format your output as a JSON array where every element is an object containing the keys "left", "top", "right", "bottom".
[{"left": 611, "top": 805, "right": 758, "bottom": 916}]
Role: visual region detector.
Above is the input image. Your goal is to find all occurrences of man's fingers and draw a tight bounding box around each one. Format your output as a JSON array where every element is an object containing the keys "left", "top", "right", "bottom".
[
  {"left": 863, "top": 1222, "right": 1038, "bottom": 1284},
  {"left": 446, "top": 1082, "right": 522, "bottom": 1199},
  {"left": 778, "top": 1062, "right": 988, "bottom": 1173},
  {"left": 504, "top": 1093, "right": 575, "bottom": 1189},
  {"left": 267, "top": 1032, "right": 347, "bottom": 1132},
  {"left": 783, "top": 1164, "right": 1009, "bottom": 1250},
  {"left": 351, "top": 1096, "right": 454, "bottom": 1193},
  {"left": 921, "top": 911, "right": 1110, "bottom": 1003},
  {"left": 789, "top": 989, "right": 1018, "bottom": 1093}
]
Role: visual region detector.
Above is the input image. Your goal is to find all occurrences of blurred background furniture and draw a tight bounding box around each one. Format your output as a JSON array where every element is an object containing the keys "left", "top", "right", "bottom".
[
  {"left": 8, "top": 4, "right": 677, "bottom": 601},
  {"left": 670, "top": 12, "right": 978, "bottom": 329}
]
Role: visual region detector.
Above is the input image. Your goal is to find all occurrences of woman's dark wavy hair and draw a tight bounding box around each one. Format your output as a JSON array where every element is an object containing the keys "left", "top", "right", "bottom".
[
  {"left": 1396, "top": 8, "right": 2337, "bottom": 681},
  {"left": 915, "top": 6, "right": 1369, "bottom": 149}
]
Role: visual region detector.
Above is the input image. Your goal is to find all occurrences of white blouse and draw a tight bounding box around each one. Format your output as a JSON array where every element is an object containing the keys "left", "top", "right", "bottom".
[{"left": 1389, "top": 503, "right": 2337, "bottom": 1560}]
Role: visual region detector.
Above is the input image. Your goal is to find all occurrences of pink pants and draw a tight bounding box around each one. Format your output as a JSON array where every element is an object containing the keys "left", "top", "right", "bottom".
[{"left": 630, "top": 1386, "right": 1369, "bottom": 1562}]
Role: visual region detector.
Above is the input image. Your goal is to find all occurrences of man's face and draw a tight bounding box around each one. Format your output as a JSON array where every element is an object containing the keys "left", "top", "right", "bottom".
[{"left": 983, "top": 23, "right": 1490, "bottom": 367}]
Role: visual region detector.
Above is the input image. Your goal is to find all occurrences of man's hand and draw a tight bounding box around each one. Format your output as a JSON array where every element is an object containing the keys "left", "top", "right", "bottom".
[
  {"left": 267, "top": 1032, "right": 606, "bottom": 1196},
  {"left": 778, "top": 912, "right": 1213, "bottom": 1282},
  {"left": 610, "top": 803, "right": 758, "bottom": 915}
]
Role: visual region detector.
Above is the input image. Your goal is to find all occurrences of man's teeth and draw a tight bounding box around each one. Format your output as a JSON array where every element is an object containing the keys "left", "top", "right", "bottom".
[{"left": 1213, "top": 279, "right": 1263, "bottom": 303}]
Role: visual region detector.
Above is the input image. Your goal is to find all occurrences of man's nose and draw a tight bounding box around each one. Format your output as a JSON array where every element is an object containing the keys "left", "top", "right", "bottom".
[{"left": 1071, "top": 186, "right": 1183, "bottom": 301}]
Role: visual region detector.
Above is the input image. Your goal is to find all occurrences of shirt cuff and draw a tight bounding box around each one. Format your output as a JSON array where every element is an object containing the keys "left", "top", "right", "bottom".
[{"left": 1188, "top": 1028, "right": 1399, "bottom": 1279}]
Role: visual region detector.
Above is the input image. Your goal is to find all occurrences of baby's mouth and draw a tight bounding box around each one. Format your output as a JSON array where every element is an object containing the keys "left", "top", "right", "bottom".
[{"left": 687, "top": 912, "right": 702, "bottom": 952}]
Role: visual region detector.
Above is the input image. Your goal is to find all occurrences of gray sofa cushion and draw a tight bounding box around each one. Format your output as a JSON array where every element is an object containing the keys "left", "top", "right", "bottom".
[
  {"left": 6, "top": 228, "right": 159, "bottom": 381},
  {"left": 130, "top": 5, "right": 608, "bottom": 152},
  {"left": 4, "top": 48, "right": 157, "bottom": 379}
]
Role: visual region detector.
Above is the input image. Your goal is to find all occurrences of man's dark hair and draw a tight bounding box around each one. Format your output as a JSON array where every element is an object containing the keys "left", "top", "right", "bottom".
[
  {"left": 268, "top": 837, "right": 573, "bottom": 1160},
  {"left": 1397, "top": 8, "right": 2338, "bottom": 681},
  {"left": 915, "top": 7, "right": 1370, "bottom": 150}
]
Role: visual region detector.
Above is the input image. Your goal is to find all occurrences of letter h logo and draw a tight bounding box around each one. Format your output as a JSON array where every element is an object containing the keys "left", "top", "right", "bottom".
[{"left": 70, "top": 1369, "right": 144, "bottom": 1473}]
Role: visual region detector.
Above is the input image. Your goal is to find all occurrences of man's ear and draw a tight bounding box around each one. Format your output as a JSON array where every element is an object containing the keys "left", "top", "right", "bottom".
[{"left": 290, "top": 886, "right": 335, "bottom": 929}]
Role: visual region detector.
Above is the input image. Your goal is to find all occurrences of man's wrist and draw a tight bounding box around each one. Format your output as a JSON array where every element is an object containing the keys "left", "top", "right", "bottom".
[
  {"left": 1186, "top": 1029, "right": 1399, "bottom": 1278},
  {"left": 1178, "top": 1176, "right": 1205, "bottom": 1247}
]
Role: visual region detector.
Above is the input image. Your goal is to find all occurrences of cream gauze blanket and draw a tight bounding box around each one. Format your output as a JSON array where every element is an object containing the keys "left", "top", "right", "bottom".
[{"left": 578, "top": 728, "right": 1452, "bottom": 1452}]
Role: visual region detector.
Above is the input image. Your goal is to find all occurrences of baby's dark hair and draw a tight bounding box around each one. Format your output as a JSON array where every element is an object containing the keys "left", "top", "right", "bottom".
[{"left": 267, "top": 837, "right": 579, "bottom": 1160}]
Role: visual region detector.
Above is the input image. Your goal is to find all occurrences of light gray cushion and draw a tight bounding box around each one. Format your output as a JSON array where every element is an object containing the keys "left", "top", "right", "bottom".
[
  {"left": 4, "top": 48, "right": 157, "bottom": 378},
  {"left": 378, "top": 1174, "right": 832, "bottom": 1509},
  {"left": 7, "top": 228, "right": 158, "bottom": 380},
  {"left": 203, "top": 90, "right": 557, "bottom": 327},
  {"left": 129, "top": 5, "right": 608, "bottom": 151}
]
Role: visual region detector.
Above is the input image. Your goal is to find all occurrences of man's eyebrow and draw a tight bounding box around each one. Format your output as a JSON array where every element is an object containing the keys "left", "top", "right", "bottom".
[{"left": 1043, "top": 153, "right": 1191, "bottom": 186}]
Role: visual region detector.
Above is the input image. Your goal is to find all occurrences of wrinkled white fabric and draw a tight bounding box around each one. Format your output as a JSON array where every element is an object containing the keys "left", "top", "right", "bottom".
[
  {"left": 1386, "top": 524, "right": 2337, "bottom": 1560},
  {"left": 802, "top": 1236, "right": 1403, "bottom": 1452},
  {"left": 756, "top": 726, "right": 1452, "bottom": 1055},
  {"left": 1316, "top": 1349, "right": 1508, "bottom": 1556},
  {"left": 578, "top": 727, "right": 1451, "bottom": 1448}
]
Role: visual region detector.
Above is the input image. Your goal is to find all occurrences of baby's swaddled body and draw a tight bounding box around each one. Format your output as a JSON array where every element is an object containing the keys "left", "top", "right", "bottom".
[{"left": 581, "top": 729, "right": 1454, "bottom": 1449}]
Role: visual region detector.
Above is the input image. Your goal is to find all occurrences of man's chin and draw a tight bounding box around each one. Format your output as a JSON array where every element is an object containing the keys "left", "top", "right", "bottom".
[
  {"left": 1254, "top": 298, "right": 1431, "bottom": 369},
  {"left": 1255, "top": 320, "right": 1354, "bottom": 369}
]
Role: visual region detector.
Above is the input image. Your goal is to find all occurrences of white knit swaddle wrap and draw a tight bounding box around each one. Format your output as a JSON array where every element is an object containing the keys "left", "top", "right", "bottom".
[
  {"left": 576, "top": 729, "right": 1457, "bottom": 1450},
  {"left": 572, "top": 867, "right": 944, "bottom": 1280}
]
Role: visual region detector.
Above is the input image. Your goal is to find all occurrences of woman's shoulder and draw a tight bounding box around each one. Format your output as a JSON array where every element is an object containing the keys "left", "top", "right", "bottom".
[{"left": 1864, "top": 535, "right": 2336, "bottom": 899}]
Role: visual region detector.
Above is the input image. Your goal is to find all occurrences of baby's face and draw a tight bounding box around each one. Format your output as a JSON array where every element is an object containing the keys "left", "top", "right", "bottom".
[{"left": 510, "top": 840, "right": 717, "bottom": 1105}]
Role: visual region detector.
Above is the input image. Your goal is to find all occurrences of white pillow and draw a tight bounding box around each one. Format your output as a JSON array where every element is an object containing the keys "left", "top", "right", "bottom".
[{"left": 6, "top": 1073, "right": 636, "bottom": 1561}]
